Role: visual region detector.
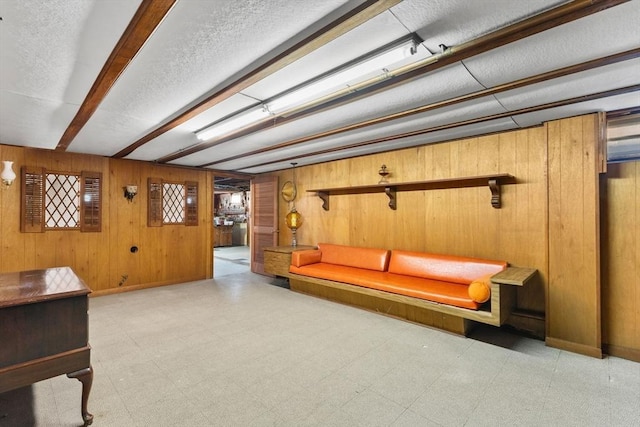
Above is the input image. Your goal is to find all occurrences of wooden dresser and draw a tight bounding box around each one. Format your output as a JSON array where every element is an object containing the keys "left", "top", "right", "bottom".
[{"left": 0, "top": 267, "right": 93, "bottom": 425}]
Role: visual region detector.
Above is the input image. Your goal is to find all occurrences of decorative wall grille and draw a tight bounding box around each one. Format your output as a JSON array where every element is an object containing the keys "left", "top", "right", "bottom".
[
  {"left": 148, "top": 178, "right": 198, "bottom": 227},
  {"left": 45, "top": 173, "right": 80, "bottom": 229},
  {"left": 21, "top": 167, "right": 102, "bottom": 233},
  {"left": 162, "top": 183, "right": 185, "bottom": 224}
]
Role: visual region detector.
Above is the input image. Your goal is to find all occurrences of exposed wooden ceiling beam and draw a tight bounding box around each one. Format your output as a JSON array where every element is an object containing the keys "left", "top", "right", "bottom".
[
  {"left": 112, "top": 0, "right": 402, "bottom": 158},
  {"left": 55, "top": 0, "right": 177, "bottom": 152},
  {"left": 159, "top": 0, "right": 629, "bottom": 164},
  {"left": 200, "top": 48, "right": 640, "bottom": 167}
]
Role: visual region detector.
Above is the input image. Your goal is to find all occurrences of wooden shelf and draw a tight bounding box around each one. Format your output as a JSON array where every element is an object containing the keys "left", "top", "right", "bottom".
[
  {"left": 307, "top": 174, "right": 516, "bottom": 210},
  {"left": 491, "top": 267, "right": 538, "bottom": 286}
]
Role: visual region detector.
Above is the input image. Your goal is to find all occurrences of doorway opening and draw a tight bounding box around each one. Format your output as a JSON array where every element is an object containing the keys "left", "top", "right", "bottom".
[{"left": 213, "top": 176, "right": 250, "bottom": 278}]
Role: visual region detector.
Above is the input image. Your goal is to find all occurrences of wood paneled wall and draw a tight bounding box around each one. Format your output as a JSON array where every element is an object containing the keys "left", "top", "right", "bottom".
[
  {"left": 546, "top": 114, "right": 603, "bottom": 358},
  {"left": 274, "top": 113, "right": 634, "bottom": 358},
  {"left": 0, "top": 145, "right": 213, "bottom": 295},
  {"left": 275, "top": 126, "right": 549, "bottom": 327},
  {"left": 602, "top": 160, "right": 640, "bottom": 361},
  {"left": 2, "top": 113, "right": 637, "bottom": 360}
]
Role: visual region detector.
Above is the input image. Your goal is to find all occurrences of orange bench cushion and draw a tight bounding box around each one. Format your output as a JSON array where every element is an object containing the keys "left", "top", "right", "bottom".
[
  {"left": 388, "top": 250, "right": 506, "bottom": 285},
  {"left": 289, "top": 263, "right": 479, "bottom": 309},
  {"left": 289, "top": 245, "right": 508, "bottom": 310},
  {"left": 316, "top": 243, "right": 390, "bottom": 272},
  {"left": 291, "top": 249, "right": 322, "bottom": 267}
]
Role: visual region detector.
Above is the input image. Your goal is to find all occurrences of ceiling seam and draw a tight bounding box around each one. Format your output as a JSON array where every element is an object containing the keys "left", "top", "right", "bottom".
[
  {"left": 458, "top": 59, "right": 515, "bottom": 127},
  {"left": 387, "top": 8, "right": 414, "bottom": 38}
]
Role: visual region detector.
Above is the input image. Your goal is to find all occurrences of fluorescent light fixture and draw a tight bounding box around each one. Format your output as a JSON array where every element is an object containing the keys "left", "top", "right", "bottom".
[
  {"left": 194, "top": 35, "right": 431, "bottom": 142},
  {"left": 195, "top": 106, "right": 271, "bottom": 141},
  {"left": 267, "top": 36, "right": 427, "bottom": 115}
]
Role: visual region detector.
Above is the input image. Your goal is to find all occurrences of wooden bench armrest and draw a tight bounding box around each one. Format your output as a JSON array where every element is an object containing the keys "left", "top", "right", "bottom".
[{"left": 491, "top": 267, "right": 538, "bottom": 286}]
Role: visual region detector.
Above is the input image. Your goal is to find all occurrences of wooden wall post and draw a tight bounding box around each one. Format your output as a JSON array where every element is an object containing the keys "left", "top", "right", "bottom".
[{"left": 546, "top": 113, "right": 604, "bottom": 357}]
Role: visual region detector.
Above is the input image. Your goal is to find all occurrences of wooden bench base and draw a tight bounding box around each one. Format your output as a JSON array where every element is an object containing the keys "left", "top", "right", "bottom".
[
  {"left": 289, "top": 274, "right": 519, "bottom": 336},
  {"left": 290, "top": 276, "right": 473, "bottom": 335}
]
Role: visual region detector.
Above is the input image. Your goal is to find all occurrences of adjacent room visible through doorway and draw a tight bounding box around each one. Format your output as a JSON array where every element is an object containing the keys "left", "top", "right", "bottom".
[{"left": 214, "top": 176, "right": 251, "bottom": 278}]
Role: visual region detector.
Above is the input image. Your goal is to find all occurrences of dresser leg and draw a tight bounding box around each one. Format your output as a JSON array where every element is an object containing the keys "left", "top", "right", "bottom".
[{"left": 68, "top": 366, "right": 93, "bottom": 426}]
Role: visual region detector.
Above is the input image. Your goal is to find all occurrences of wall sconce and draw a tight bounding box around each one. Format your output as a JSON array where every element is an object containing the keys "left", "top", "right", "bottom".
[
  {"left": 123, "top": 185, "right": 138, "bottom": 202},
  {"left": 1, "top": 161, "right": 16, "bottom": 188}
]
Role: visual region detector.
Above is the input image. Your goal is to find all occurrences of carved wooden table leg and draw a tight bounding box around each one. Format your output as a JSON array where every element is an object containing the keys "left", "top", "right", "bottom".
[{"left": 67, "top": 366, "right": 93, "bottom": 426}]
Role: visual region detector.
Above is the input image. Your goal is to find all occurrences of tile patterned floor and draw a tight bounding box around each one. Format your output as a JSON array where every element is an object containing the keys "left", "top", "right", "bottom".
[
  {"left": 214, "top": 246, "right": 250, "bottom": 277},
  {"left": 1, "top": 267, "right": 639, "bottom": 426}
]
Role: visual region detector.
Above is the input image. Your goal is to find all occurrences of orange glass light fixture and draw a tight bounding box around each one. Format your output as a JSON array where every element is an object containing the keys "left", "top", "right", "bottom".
[{"left": 285, "top": 207, "right": 303, "bottom": 247}]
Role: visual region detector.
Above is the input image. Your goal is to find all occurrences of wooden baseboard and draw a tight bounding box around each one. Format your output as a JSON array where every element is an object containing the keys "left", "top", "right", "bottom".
[
  {"left": 90, "top": 276, "right": 206, "bottom": 297},
  {"left": 603, "top": 343, "right": 640, "bottom": 362},
  {"left": 545, "top": 337, "right": 603, "bottom": 358},
  {"left": 507, "top": 310, "right": 545, "bottom": 339}
]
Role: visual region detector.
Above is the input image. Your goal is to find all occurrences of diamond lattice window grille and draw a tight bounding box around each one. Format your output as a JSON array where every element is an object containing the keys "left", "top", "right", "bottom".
[
  {"left": 45, "top": 173, "right": 80, "bottom": 228},
  {"left": 163, "top": 183, "right": 185, "bottom": 224}
]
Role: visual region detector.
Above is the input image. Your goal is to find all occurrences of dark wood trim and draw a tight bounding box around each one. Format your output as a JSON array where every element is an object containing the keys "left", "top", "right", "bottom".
[
  {"left": 606, "top": 106, "right": 640, "bottom": 119},
  {"left": 241, "top": 84, "right": 640, "bottom": 170},
  {"left": 309, "top": 174, "right": 517, "bottom": 211},
  {"left": 199, "top": 48, "right": 640, "bottom": 168},
  {"left": 112, "top": 0, "right": 402, "bottom": 159},
  {"left": 55, "top": 0, "right": 177, "bottom": 152}
]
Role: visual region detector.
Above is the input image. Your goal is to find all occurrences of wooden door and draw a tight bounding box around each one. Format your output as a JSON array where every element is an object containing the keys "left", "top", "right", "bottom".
[{"left": 250, "top": 175, "right": 278, "bottom": 275}]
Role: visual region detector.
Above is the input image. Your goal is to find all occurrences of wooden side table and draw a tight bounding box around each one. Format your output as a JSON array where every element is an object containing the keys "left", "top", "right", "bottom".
[{"left": 264, "top": 245, "right": 316, "bottom": 277}]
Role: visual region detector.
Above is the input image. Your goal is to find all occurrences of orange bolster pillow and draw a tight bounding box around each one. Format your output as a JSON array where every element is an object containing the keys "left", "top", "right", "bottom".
[
  {"left": 291, "top": 250, "right": 322, "bottom": 267},
  {"left": 468, "top": 274, "right": 493, "bottom": 303}
]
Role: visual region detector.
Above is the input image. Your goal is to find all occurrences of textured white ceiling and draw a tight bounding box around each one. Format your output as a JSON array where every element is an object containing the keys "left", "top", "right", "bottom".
[
  {"left": 1, "top": 0, "right": 639, "bottom": 171},
  {"left": 463, "top": 1, "right": 640, "bottom": 88},
  {"left": 0, "top": 0, "right": 142, "bottom": 148},
  {"left": 241, "top": 10, "right": 410, "bottom": 101}
]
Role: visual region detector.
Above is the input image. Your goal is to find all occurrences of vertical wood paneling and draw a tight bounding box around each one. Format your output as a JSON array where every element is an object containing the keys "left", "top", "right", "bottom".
[
  {"left": 514, "top": 126, "right": 548, "bottom": 312},
  {"left": 0, "top": 145, "right": 213, "bottom": 294},
  {"left": 273, "top": 126, "right": 549, "bottom": 324},
  {"left": 603, "top": 161, "right": 640, "bottom": 360},
  {"left": 547, "top": 114, "right": 602, "bottom": 357},
  {"left": 109, "top": 158, "right": 140, "bottom": 292},
  {"left": 5, "top": 113, "right": 632, "bottom": 359}
]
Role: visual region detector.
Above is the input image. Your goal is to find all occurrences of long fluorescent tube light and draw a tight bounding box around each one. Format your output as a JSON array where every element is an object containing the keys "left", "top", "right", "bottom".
[
  {"left": 267, "top": 36, "right": 427, "bottom": 115},
  {"left": 194, "top": 35, "right": 429, "bottom": 142},
  {"left": 195, "top": 106, "right": 271, "bottom": 141}
]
